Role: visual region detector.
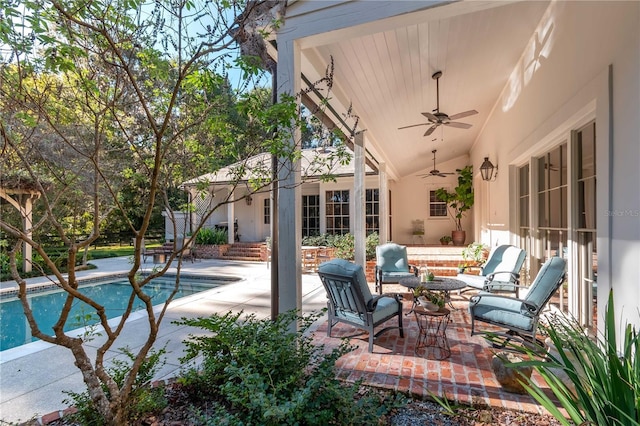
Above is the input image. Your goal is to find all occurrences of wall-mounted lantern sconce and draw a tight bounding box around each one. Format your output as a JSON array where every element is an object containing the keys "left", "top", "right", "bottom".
[
  {"left": 246, "top": 195, "right": 253, "bottom": 206},
  {"left": 480, "top": 157, "right": 498, "bottom": 181}
]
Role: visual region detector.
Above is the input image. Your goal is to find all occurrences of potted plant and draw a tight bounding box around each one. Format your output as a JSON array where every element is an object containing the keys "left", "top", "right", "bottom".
[
  {"left": 461, "top": 242, "right": 488, "bottom": 266},
  {"left": 439, "top": 235, "right": 452, "bottom": 245},
  {"left": 413, "top": 285, "right": 445, "bottom": 311},
  {"left": 458, "top": 241, "right": 489, "bottom": 273},
  {"left": 435, "top": 165, "right": 474, "bottom": 246}
]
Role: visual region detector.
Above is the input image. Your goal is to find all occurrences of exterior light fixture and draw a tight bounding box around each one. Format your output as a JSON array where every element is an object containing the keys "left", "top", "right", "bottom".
[
  {"left": 246, "top": 195, "right": 253, "bottom": 206},
  {"left": 480, "top": 157, "right": 497, "bottom": 181}
]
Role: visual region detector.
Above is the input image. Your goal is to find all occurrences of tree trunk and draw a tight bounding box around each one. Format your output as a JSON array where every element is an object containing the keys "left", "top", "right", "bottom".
[{"left": 69, "top": 342, "right": 118, "bottom": 424}]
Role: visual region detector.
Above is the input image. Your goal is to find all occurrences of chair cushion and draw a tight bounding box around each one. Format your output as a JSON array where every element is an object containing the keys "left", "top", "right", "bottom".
[
  {"left": 318, "top": 258, "right": 373, "bottom": 303},
  {"left": 371, "top": 296, "right": 401, "bottom": 322},
  {"left": 482, "top": 245, "right": 525, "bottom": 281},
  {"left": 457, "top": 273, "right": 485, "bottom": 289},
  {"left": 380, "top": 271, "right": 416, "bottom": 283},
  {"left": 523, "top": 257, "right": 566, "bottom": 313},
  {"left": 376, "top": 243, "right": 410, "bottom": 273},
  {"left": 469, "top": 294, "right": 535, "bottom": 332},
  {"left": 458, "top": 273, "right": 516, "bottom": 292},
  {"left": 332, "top": 294, "right": 398, "bottom": 326}
]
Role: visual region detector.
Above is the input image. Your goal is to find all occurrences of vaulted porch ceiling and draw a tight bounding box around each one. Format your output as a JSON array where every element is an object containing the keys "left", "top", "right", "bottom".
[{"left": 295, "top": 1, "right": 551, "bottom": 179}]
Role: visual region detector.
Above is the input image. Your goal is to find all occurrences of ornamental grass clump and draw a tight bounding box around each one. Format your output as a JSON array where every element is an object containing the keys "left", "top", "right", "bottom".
[{"left": 507, "top": 291, "right": 639, "bottom": 426}]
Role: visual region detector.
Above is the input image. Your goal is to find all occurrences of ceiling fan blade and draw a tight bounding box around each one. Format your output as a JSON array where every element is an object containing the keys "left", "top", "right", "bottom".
[
  {"left": 448, "top": 109, "right": 478, "bottom": 121},
  {"left": 422, "top": 112, "right": 439, "bottom": 122},
  {"left": 424, "top": 125, "right": 438, "bottom": 136},
  {"left": 398, "top": 123, "right": 429, "bottom": 130},
  {"left": 445, "top": 121, "right": 472, "bottom": 129}
]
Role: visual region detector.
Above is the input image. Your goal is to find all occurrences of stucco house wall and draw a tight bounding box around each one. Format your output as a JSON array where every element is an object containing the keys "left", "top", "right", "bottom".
[
  {"left": 470, "top": 1, "right": 639, "bottom": 330},
  {"left": 392, "top": 155, "right": 472, "bottom": 245}
]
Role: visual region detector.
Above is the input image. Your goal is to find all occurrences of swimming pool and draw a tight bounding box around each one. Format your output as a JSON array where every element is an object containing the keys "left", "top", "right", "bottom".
[{"left": 0, "top": 275, "right": 232, "bottom": 352}]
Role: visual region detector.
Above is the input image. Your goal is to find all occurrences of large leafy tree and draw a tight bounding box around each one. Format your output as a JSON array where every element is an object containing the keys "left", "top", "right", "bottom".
[{"left": 0, "top": 0, "right": 347, "bottom": 423}]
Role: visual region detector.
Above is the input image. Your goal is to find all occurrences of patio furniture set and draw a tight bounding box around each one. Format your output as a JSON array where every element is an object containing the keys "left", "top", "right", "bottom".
[
  {"left": 301, "top": 246, "right": 336, "bottom": 273},
  {"left": 317, "top": 242, "right": 566, "bottom": 358},
  {"left": 141, "top": 238, "right": 196, "bottom": 264}
]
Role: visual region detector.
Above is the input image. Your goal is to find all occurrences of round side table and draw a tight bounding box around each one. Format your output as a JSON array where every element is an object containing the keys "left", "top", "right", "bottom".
[{"left": 414, "top": 306, "right": 451, "bottom": 360}]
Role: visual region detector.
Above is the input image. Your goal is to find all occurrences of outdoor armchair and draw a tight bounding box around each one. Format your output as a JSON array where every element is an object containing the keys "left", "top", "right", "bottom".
[
  {"left": 318, "top": 259, "right": 404, "bottom": 352},
  {"left": 374, "top": 243, "right": 418, "bottom": 294},
  {"left": 468, "top": 256, "right": 566, "bottom": 349},
  {"left": 458, "top": 244, "right": 527, "bottom": 296}
]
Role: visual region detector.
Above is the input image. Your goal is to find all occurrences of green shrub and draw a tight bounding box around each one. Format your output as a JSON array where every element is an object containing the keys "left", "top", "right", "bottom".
[
  {"left": 331, "top": 233, "right": 355, "bottom": 260},
  {"left": 300, "top": 234, "right": 328, "bottom": 247},
  {"left": 63, "top": 347, "right": 168, "bottom": 425},
  {"left": 506, "top": 291, "right": 639, "bottom": 426},
  {"left": 301, "top": 232, "right": 379, "bottom": 260},
  {"left": 195, "top": 227, "right": 228, "bottom": 245},
  {"left": 365, "top": 232, "right": 379, "bottom": 260},
  {"left": 176, "top": 310, "right": 406, "bottom": 425}
]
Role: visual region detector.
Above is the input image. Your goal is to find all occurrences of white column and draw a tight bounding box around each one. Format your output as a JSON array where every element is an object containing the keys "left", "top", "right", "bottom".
[
  {"left": 227, "top": 190, "right": 235, "bottom": 244},
  {"left": 353, "top": 132, "right": 366, "bottom": 268},
  {"left": 378, "top": 162, "right": 388, "bottom": 244},
  {"left": 276, "top": 37, "right": 302, "bottom": 316}
]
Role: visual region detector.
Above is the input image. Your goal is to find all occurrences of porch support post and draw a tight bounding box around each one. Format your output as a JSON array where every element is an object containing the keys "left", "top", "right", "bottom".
[
  {"left": 378, "top": 162, "right": 388, "bottom": 244},
  {"left": 227, "top": 191, "right": 235, "bottom": 244},
  {"left": 353, "top": 132, "right": 366, "bottom": 268},
  {"left": 276, "top": 37, "right": 302, "bottom": 317}
]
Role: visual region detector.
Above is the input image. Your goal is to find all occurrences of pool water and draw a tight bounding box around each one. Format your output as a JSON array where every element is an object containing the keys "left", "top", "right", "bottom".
[{"left": 0, "top": 276, "right": 226, "bottom": 352}]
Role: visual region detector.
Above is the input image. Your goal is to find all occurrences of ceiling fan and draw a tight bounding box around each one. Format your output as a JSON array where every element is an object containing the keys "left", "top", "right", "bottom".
[
  {"left": 419, "top": 150, "right": 454, "bottom": 178},
  {"left": 398, "top": 71, "right": 478, "bottom": 137}
]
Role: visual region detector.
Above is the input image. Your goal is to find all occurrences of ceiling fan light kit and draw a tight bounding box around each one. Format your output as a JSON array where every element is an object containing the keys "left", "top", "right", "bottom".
[{"left": 398, "top": 70, "right": 478, "bottom": 136}]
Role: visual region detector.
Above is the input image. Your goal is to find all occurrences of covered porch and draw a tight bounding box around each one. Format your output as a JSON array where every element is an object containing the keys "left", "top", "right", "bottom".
[{"left": 270, "top": 0, "right": 640, "bottom": 338}]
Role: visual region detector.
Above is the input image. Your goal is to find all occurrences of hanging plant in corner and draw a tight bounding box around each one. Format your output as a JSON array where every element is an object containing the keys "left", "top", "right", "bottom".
[{"left": 435, "top": 165, "right": 474, "bottom": 246}]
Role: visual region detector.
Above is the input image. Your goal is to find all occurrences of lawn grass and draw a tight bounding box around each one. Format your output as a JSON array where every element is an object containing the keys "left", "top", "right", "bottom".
[
  {"left": 1, "top": 244, "right": 167, "bottom": 281},
  {"left": 87, "top": 243, "right": 163, "bottom": 259},
  {"left": 87, "top": 245, "right": 136, "bottom": 259}
]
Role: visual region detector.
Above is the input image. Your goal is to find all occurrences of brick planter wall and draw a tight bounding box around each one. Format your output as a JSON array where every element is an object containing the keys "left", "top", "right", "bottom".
[
  {"left": 195, "top": 244, "right": 230, "bottom": 259},
  {"left": 194, "top": 245, "right": 471, "bottom": 279}
]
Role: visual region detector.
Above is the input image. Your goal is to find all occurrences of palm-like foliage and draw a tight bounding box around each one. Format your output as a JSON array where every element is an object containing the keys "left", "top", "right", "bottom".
[{"left": 509, "top": 291, "right": 639, "bottom": 426}]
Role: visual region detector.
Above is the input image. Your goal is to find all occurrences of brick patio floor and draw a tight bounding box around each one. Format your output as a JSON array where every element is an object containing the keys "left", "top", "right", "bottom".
[{"left": 310, "top": 288, "right": 555, "bottom": 415}]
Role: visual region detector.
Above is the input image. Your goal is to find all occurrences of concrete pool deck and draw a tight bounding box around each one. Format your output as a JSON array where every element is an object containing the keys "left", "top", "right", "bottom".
[{"left": 0, "top": 257, "right": 329, "bottom": 424}]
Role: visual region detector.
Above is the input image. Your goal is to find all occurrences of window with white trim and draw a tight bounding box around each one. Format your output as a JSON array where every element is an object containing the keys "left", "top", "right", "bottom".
[
  {"left": 429, "top": 190, "right": 447, "bottom": 217},
  {"left": 365, "top": 189, "right": 379, "bottom": 235},
  {"left": 302, "top": 195, "right": 320, "bottom": 237},
  {"left": 325, "top": 190, "right": 349, "bottom": 235}
]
